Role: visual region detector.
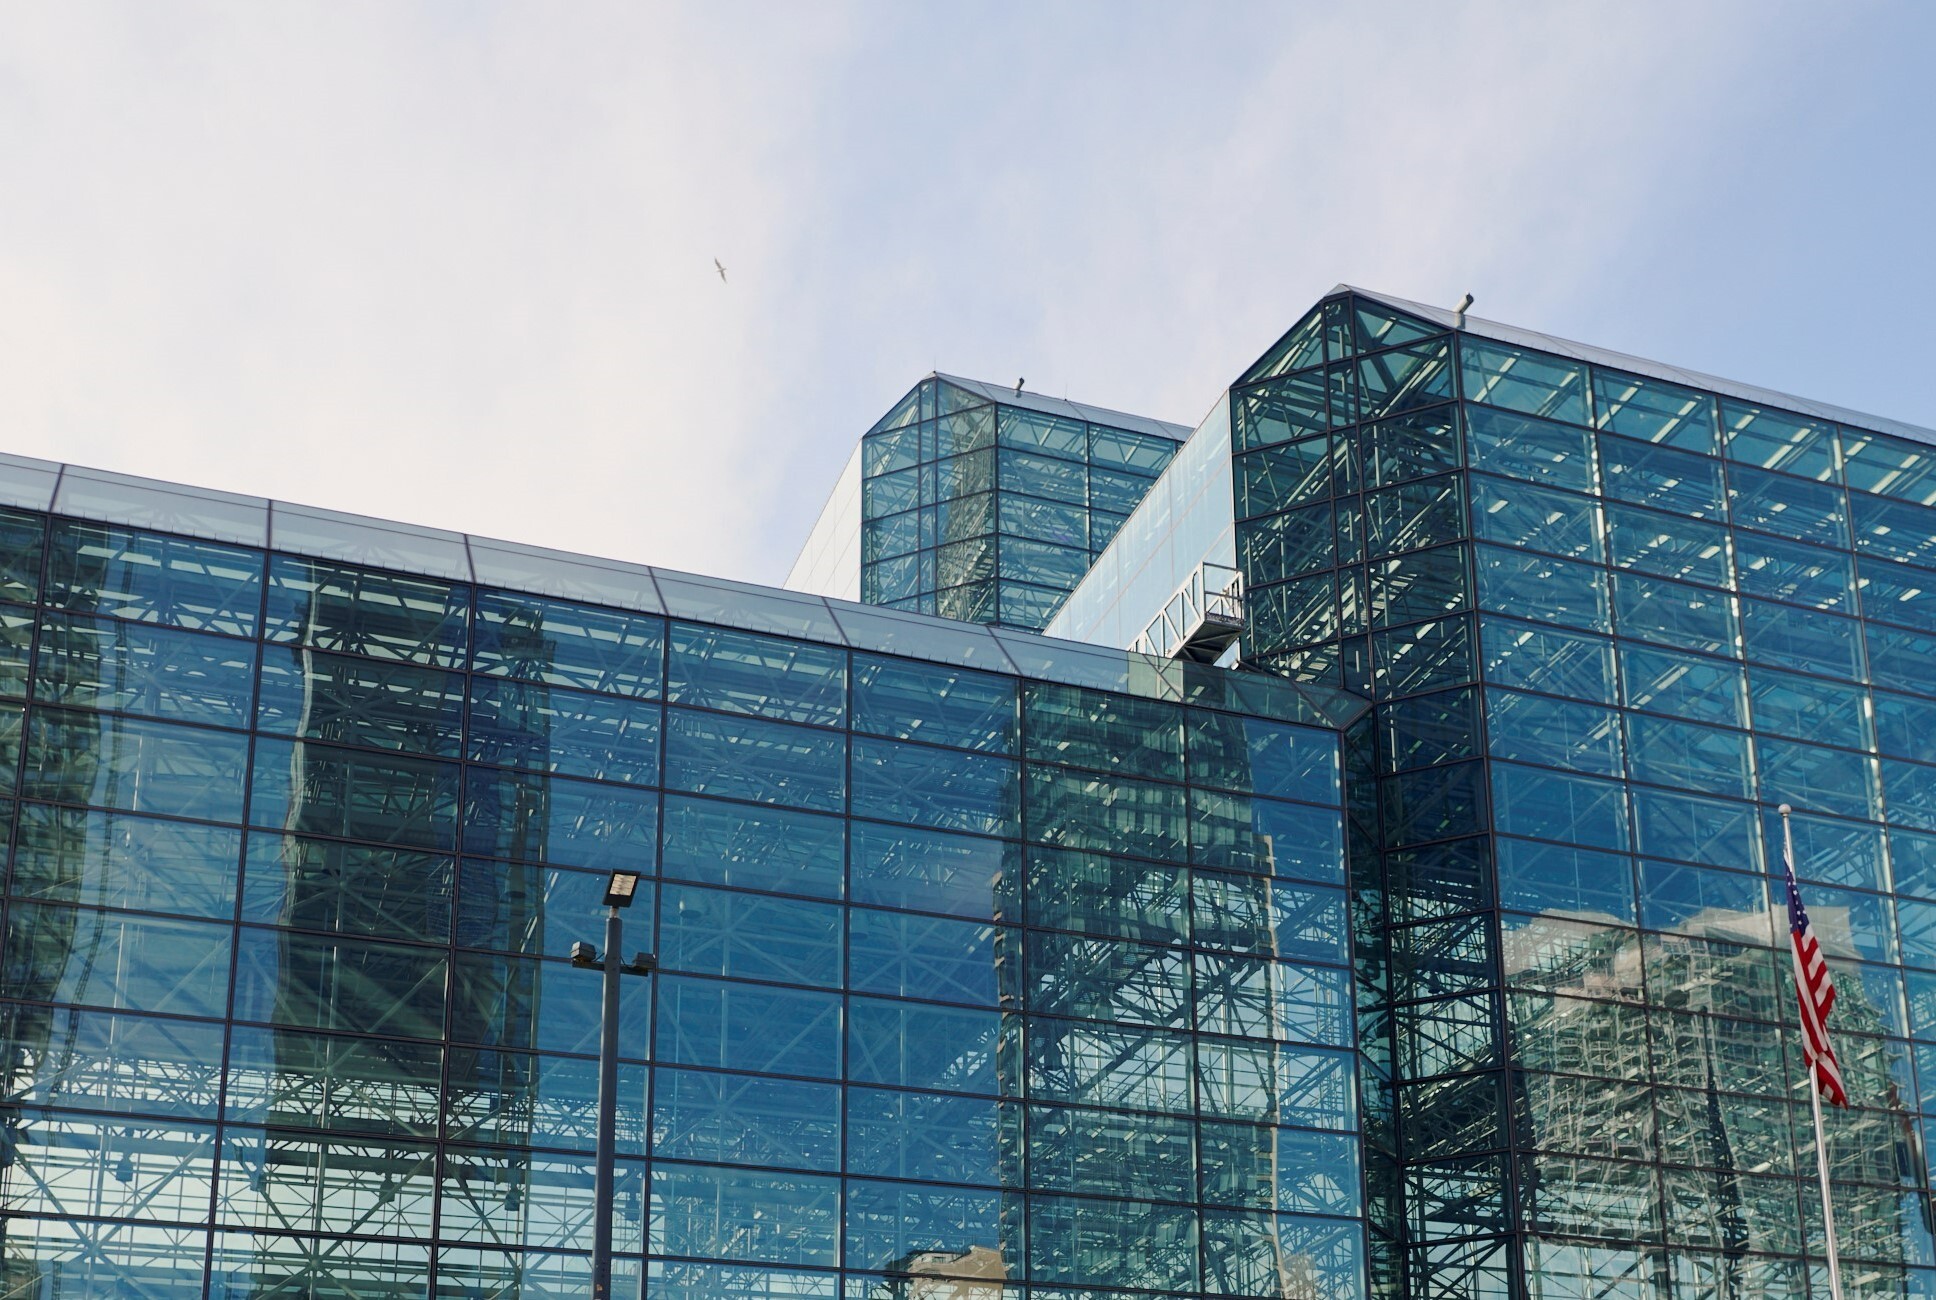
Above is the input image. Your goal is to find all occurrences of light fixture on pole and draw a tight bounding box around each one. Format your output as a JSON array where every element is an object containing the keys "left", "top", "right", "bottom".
[{"left": 585, "top": 868, "right": 653, "bottom": 1300}]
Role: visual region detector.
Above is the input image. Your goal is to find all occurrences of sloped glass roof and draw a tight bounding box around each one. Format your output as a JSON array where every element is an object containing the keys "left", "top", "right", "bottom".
[
  {"left": 4, "top": 453, "right": 1365, "bottom": 728},
  {"left": 1342, "top": 284, "right": 1936, "bottom": 448},
  {"left": 932, "top": 373, "right": 1191, "bottom": 441}
]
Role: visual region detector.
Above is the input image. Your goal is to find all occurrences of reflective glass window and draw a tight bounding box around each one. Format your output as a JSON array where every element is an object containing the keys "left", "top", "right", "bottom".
[
  {"left": 1025, "top": 764, "right": 1187, "bottom": 862},
  {"left": 663, "top": 707, "right": 844, "bottom": 812},
  {"left": 1722, "top": 401, "right": 1838, "bottom": 479},
  {"left": 1612, "top": 572, "right": 1736, "bottom": 656},
  {"left": 257, "top": 646, "right": 464, "bottom": 755},
  {"left": 1600, "top": 434, "right": 1725, "bottom": 518},
  {"left": 1486, "top": 688, "right": 1623, "bottom": 776},
  {"left": 263, "top": 556, "right": 468, "bottom": 666},
  {"left": 1481, "top": 617, "right": 1616, "bottom": 704},
  {"left": 850, "top": 653, "right": 1015, "bottom": 754},
  {"left": 662, "top": 795, "right": 844, "bottom": 900},
  {"left": 1606, "top": 502, "right": 1730, "bottom": 587},
  {"left": 655, "top": 976, "right": 840, "bottom": 1079},
  {"left": 250, "top": 735, "right": 458, "bottom": 850},
  {"left": 1593, "top": 369, "right": 1719, "bottom": 452},
  {"left": 35, "top": 615, "right": 257, "bottom": 728},
  {"left": 49, "top": 521, "right": 263, "bottom": 637},
  {"left": 1474, "top": 544, "right": 1609, "bottom": 632},
  {"left": 28, "top": 707, "right": 249, "bottom": 824},
  {"left": 1491, "top": 762, "right": 1629, "bottom": 850},
  {"left": 651, "top": 1163, "right": 838, "bottom": 1267},
  {"left": 11, "top": 803, "right": 240, "bottom": 918},
  {"left": 244, "top": 832, "right": 453, "bottom": 943},
  {"left": 850, "top": 821, "right": 1019, "bottom": 920},
  {"left": 1619, "top": 644, "right": 1746, "bottom": 726},
  {"left": 1733, "top": 531, "right": 1857, "bottom": 611},
  {"left": 1729, "top": 463, "right": 1850, "bottom": 547},
  {"left": 460, "top": 768, "right": 658, "bottom": 869},
  {"left": 1460, "top": 340, "right": 1589, "bottom": 425},
  {"left": 1024, "top": 681, "right": 1183, "bottom": 780},
  {"left": 466, "top": 677, "right": 660, "bottom": 783},
  {"left": 1470, "top": 474, "right": 1602, "bottom": 561},
  {"left": 667, "top": 623, "right": 845, "bottom": 727},
  {"left": 660, "top": 883, "right": 842, "bottom": 988}
]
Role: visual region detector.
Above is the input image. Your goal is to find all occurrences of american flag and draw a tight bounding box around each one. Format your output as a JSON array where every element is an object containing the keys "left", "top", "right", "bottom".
[{"left": 1785, "top": 849, "right": 1849, "bottom": 1109}]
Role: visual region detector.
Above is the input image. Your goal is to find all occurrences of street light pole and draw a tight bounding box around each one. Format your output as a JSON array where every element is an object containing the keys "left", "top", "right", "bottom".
[
  {"left": 591, "top": 902, "right": 622, "bottom": 1299},
  {"left": 575, "top": 870, "right": 652, "bottom": 1300}
]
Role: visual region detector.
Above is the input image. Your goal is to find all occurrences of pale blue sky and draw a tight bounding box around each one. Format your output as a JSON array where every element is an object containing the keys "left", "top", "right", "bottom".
[{"left": 1, "top": 2, "right": 1930, "bottom": 584}]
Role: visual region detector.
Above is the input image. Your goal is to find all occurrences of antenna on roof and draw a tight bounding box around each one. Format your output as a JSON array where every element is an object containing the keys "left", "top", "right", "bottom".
[
  {"left": 1454, "top": 293, "right": 1474, "bottom": 328},
  {"left": 1015, "top": 377, "right": 1025, "bottom": 394}
]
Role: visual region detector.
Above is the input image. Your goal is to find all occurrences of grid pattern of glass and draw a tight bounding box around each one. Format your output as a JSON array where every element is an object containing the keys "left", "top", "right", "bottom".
[
  {"left": 0, "top": 502, "right": 1362, "bottom": 1298},
  {"left": 859, "top": 378, "right": 1182, "bottom": 632},
  {"left": 1231, "top": 289, "right": 1936, "bottom": 1300}
]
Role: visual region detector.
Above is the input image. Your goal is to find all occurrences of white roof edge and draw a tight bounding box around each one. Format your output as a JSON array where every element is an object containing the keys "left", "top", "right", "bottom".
[
  {"left": 1340, "top": 284, "right": 1936, "bottom": 448},
  {"left": 932, "top": 372, "right": 1191, "bottom": 441}
]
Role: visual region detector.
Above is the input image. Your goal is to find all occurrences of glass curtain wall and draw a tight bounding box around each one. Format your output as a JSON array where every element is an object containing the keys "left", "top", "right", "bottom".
[
  {"left": 0, "top": 503, "right": 1364, "bottom": 1299},
  {"left": 859, "top": 378, "right": 1181, "bottom": 632},
  {"left": 1232, "top": 289, "right": 1936, "bottom": 1300}
]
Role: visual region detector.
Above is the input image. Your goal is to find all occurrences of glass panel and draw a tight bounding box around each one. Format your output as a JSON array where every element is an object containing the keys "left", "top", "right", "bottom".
[
  {"left": 1733, "top": 531, "right": 1857, "bottom": 611},
  {"left": 459, "top": 769, "right": 658, "bottom": 869},
  {"left": 667, "top": 623, "right": 845, "bottom": 727},
  {"left": 263, "top": 556, "right": 469, "bottom": 666},
  {"left": 1730, "top": 463, "right": 1850, "bottom": 546},
  {"left": 234, "top": 927, "right": 446, "bottom": 1040},
  {"left": 1464, "top": 406, "right": 1596, "bottom": 491},
  {"left": 466, "top": 677, "right": 661, "bottom": 783},
  {"left": 1619, "top": 644, "right": 1746, "bottom": 726},
  {"left": 244, "top": 832, "right": 453, "bottom": 944},
  {"left": 663, "top": 707, "right": 844, "bottom": 812},
  {"left": 34, "top": 615, "right": 257, "bottom": 728},
  {"left": 49, "top": 521, "right": 263, "bottom": 636},
  {"left": 851, "top": 735, "right": 1018, "bottom": 837},
  {"left": 1491, "top": 762, "right": 1629, "bottom": 851},
  {"left": 656, "top": 976, "right": 840, "bottom": 1079},
  {"left": 1474, "top": 544, "right": 1609, "bottom": 631},
  {"left": 1481, "top": 617, "right": 1616, "bottom": 703},
  {"left": 1460, "top": 340, "right": 1590, "bottom": 425},
  {"left": 473, "top": 590, "right": 664, "bottom": 698},
  {"left": 1600, "top": 434, "right": 1725, "bottom": 518},
  {"left": 251, "top": 735, "right": 458, "bottom": 850},
  {"left": 662, "top": 795, "right": 845, "bottom": 900},
  {"left": 1469, "top": 474, "right": 1602, "bottom": 561},
  {"left": 1722, "top": 400, "right": 1838, "bottom": 479},
  {"left": 1612, "top": 573, "right": 1736, "bottom": 656},
  {"left": 1024, "top": 764, "right": 1186, "bottom": 862},
  {"left": 257, "top": 645, "right": 464, "bottom": 755},
  {"left": 27, "top": 707, "right": 250, "bottom": 823},
  {"left": 1593, "top": 369, "right": 1719, "bottom": 452},
  {"left": 1605, "top": 503, "right": 1730, "bottom": 587},
  {"left": 2, "top": 905, "right": 232, "bottom": 1018},
  {"left": 11, "top": 803, "right": 239, "bottom": 917},
  {"left": 660, "top": 883, "right": 842, "bottom": 988}
]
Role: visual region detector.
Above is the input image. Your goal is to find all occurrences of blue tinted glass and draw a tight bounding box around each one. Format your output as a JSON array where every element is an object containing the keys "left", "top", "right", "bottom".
[
  {"left": 1729, "top": 464, "right": 1849, "bottom": 547},
  {"left": 474, "top": 591, "right": 664, "bottom": 698},
  {"left": 257, "top": 647, "right": 464, "bottom": 755},
  {"left": 1612, "top": 573, "right": 1736, "bottom": 656},
  {"left": 1469, "top": 474, "right": 1602, "bottom": 561},
  {"left": 1749, "top": 668, "right": 1870, "bottom": 750},
  {"left": 1739, "top": 598, "right": 1862, "bottom": 678},
  {"left": 264, "top": 557, "right": 469, "bottom": 666},
  {"left": 650, "top": 1164, "right": 838, "bottom": 1266},
  {"left": 1638, "top": 860, "right": 1768, "bottom": 935},
  {"left": 453, "top": 859, "right": 626, "bottom": 957},
  {"left": 1732, "top": 532, "right": 1856, "bottom": 611},
  {"left": 849, "top": 909, "right": 1009, "bottom": 1007},
  {"left": 1722, "top": 401, "right": 1838, "bottom": 479},
  {"left": 1024, "top": 682, "right": 1184, "bottom": 781},
  {"left": 847, "top": 997, "right": 1013, "bottom": 1095},
  {"left": 1187, "top": 710, "right": 1340, "bottom": 802},
  {"left": 1632, "top": 786, "right": 1763, "bottom": 871},
  {"left": 661, "top": 795, "right": 844, "bottom": 900},
  {"left": 4, "top": 906, "right": 232, "bottom": 1019},
  {"left": 1480, "top": 617, "right": 1616, "bottom": 704},
  {"left": 35, "top": 616, "right": 257, "bottom": 729},
  {"left": 843, "top": 1180, "right": 1012, "bottom": 1277},
  {"left": 1605, "top": 503, "right": 1729, "bottom": 588},
  {"left": 1884, "top": 758, "right": 1936, "bottom": 833},
  {"left": 850, "top": 822, "right": 1019, "bottom": 920},
  {"left": 1492, "top": 762, "right": 1629, "bottom": 850},
  {"left": 655, "top": 976, "right": 840, "bottom": 1079},
  {"left": 467, "top": 678, "right": 661, "bottom": 783},
  {"left": 1593, "top": 369, "right": 1718, "bottom": 452},
  {"left": 850, "top": 653, "right": 1016, "bottom": 753},
  {"left": 850, "top": 736, "right": 1018, "bottom": 837},
  {"left": 844, "top": 1087, "right": 1006, "bottom": 1185},
  {"left": 460, "top": 764, "right": 658, "bottom": 866},
  {"left": 663, "top": 708, "right": 844, "bottom": 812},
  {"left": 1474, "top": 545, "right": 1609, "bottom": 632},
  {"left": 28, "top": 708, "right": 250, "bottom": 824},
  {"left": 450, "top": 950, "right": 648, "bottom": 1056},
  {"left": 1460, "top": 340, "right": 1589, "bottom": 425},
  {"left": 49, "top": 521, "right": 263, "bottom": 637},
  {"left": 1619, "top": 644, "right": 1745, "bottom": 726},
  {"left": 1463, "top": 406, "right": 1596, "bottom": 491},
  {"left": 1852, "top": 494, "right": 1936, "bottom": 570},
  {"left": 1495, "top": 838, "right": 1635, "bottom": 921},
  {"left": 250, "top": 734, "right": 457, "bottom": 848},
  {"left": 1757, "top": 737, "right": 1879, "bottom": 820},
  {"left": 666, "top": 623, "right": 845, "bottom": 727},
  {"left": 1486, "top": 689, "right": 1623, "bottom": 776},
  {"left": 248, "top": 832, "right": 454, "bottom": 943},
  {"left": 1025, "top": 765, "right": 1186, "bottom": 862},
  {"left": 1877, "top": 691, "right": 1936, "bottom": 765},
  {"left": 11, "top": 804, "right": 241, "bottom": 918},
  {"left": 1600, "top": 435, "right": 1725, "bottom": 518},
  {"left": 650, "top": 1068, "right": 838, "bottom": 1172},
  {"left": 660, "top": 884, "right": 842, "bottom": 988},
  {"left": 1626, "top": 714, "right": 1752, "bottom": 799}
]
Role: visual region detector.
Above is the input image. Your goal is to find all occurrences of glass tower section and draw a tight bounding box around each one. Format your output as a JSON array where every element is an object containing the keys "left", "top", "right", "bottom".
[
  {"left": 1230, "top": 288, "right": 1936, "bottom": 1300},
  {"left": 0, "top": 468, "right": 1368, "bottom": 1299},
  {"left": 854, "top": 375, "right": 1184, "bottom": 632}
]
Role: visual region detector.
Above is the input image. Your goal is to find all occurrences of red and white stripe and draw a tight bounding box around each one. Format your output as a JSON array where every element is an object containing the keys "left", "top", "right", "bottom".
[{"left": 1786, "top": 849, "right": 1848, "bottom": 1108}]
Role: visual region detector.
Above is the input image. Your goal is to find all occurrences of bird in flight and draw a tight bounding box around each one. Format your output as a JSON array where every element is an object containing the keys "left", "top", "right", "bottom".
[{"left": 714, "top": 258, "right": 727, "bottom": 284}]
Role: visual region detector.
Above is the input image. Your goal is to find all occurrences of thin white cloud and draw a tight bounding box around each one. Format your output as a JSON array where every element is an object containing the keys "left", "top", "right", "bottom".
[{"left": 0, "top": 1, "right": 1922, "bottom": 590}]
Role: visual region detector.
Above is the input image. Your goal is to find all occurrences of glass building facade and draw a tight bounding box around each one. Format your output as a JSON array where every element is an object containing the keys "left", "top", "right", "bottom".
[
  {"left": 791, "top": 374, "right": 1185, "bottom": 632},
  {"left": 1215, "top": 288, "right": 1936, "bottom": 1300},
  {"left": 0, "top": 464, "right": 1366, "bottom": 1298},
  {"left": 14, "top": 282, "right": 1936, "bottom": 1300}
]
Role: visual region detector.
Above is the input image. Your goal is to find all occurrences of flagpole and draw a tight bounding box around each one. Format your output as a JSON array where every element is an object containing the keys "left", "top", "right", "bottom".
[{"left": 1784, "top": 803, "right": 1845, "bottom": 1300}]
